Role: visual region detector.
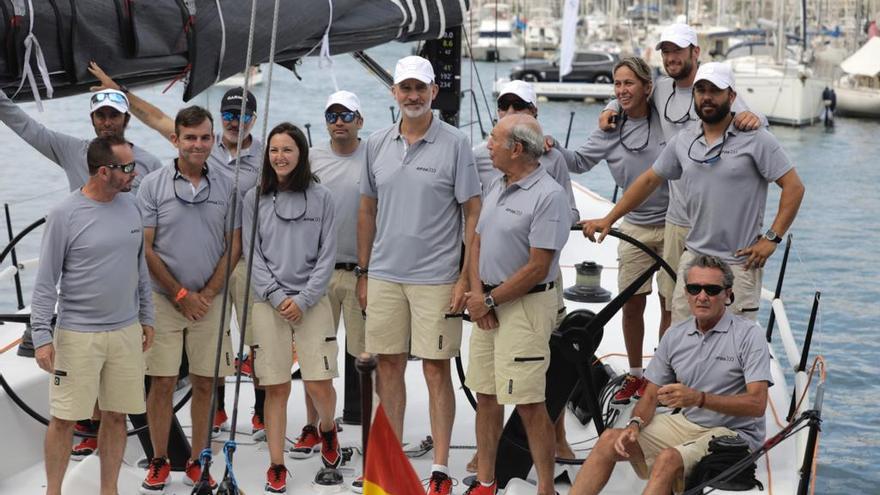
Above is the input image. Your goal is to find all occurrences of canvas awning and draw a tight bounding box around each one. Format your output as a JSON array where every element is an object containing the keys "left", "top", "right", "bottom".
[{"left": 840, "top": 37, "right": 880, "bottom": 77}]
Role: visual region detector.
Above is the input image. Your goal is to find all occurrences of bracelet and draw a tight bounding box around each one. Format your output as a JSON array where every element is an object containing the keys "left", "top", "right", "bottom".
[
  {"left": 174, "top": 287, "right": 188, "bottom": 303},
  {"left": 698, "top": 391, "right": 706, "bottom": 408}
]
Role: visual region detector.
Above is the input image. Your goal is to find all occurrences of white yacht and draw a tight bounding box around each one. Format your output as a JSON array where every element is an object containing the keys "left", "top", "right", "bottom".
[
  {"left": 469, "top": 3, "right": 525, "bottom": 62},
  {"left": 834, "top": 37, "right": 880, "bottom": 119},
  {"left": 523, "top": 7, "right": 559, "bottom": 58}
]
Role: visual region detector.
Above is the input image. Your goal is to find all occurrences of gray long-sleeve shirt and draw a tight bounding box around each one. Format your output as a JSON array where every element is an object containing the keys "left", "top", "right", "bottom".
[
  {"left": 241, "top": 182, "right": 337, "bottom": 311},
  {"left": 30, "top": 190, "right": 155, "bottom": 348},
  {"left": 0, "top": 91, "right": 162, "bottom": 194}
]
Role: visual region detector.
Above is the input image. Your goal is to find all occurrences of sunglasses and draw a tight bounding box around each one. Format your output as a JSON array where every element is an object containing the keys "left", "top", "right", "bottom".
[
  {"left": 497, "top": 99, "right": 531, "bottom": 111},
  {"left": 685, "top": 284, "right": 728, "bottom": 296},
  {"left": 221, "top": 111, "right": 255, "bottom": 124},
  {"left": 325, "top": 111, "right": 358, "bottom": 124},
  {"left": 91, "top": 91, "right": 129, "bottom": 107},
  {"left": 104, "top": 161, "right": 136, "bottom": 174}
]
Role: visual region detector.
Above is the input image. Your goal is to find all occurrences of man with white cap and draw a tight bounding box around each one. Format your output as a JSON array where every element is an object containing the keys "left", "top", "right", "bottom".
[
  {"left": 0, "top": 87, "right": 162, "bottom": 195},
  {"left": 358, "top": 55, "right": 481, "bottom": 494},
  {"left": 582, "top": 62, "right": 805, "bottom": 324},
  {"left": 592, "top": 23, "right": 765, "bottom": 327},
  {"left": 90, "top": 63, "right": 266, "bottom": 437},
  {"left": 287, "top": 90, "right": 367, "bottom": 461},
  {"left": 0, "top": 85, "right": 162, "bottom": 460}
]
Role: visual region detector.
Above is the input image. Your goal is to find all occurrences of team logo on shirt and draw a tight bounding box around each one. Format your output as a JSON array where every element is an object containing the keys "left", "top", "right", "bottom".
[
  {"left": 130, "top": 228, "right": 141, "bottom": 234},
  {"left": 505, "top": 207, "right": 523, "bottom": 216},
  {"left": 415, "top": 166, "right": 437, "bottom": 174},
  {"left": 715, "top": 355, "right": 735, "bottom": 362}
]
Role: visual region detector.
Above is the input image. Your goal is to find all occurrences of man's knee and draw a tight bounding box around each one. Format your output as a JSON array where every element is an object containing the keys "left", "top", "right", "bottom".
[
  {"left": 100, "top": 411, "right": 125, "bottom": 424},
  {"left": 651, "top": 447, "right": 684, "bottom": 477},
  {"left": 377, "top": 353, "right": 407, "bottom": 375},
  {"left": 422, "top": 359, "right": 451, "bottom": 386},
  {"left": 148, "top": 376, "right": 177, "bottom": 396},
  {"left": 515, "top": 402, "right": 547, "bottom": 421},
  {"left": 49, "top": 417, "right": 77, "bottom": 431},
  {"left": 188, "top": 375, "right": 214, "bottom": 397}
]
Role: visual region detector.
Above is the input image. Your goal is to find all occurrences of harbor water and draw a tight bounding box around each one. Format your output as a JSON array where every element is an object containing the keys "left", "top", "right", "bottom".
[{"left": 0, "top": 42, "right": 877, "bottom": 493}]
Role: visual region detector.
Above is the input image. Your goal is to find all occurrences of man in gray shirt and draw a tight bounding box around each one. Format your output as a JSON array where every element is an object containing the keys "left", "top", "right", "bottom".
[
  {"left": 571, "top": 255, "right": 772, "bottom": 495},
  {"left": 582, "top": 63, "right": 805, "bottom": 324},
  {"left": 31, "top": 135, "right": 155, "bottom": 495},
  {"left": 0, "top": 88, "right": 162, "bottom": 194},
  {"left": 136, "top": 106, "right": 240, "bottom": 492},
  {"left": 90, "top": 62, "right": 265, "bottom": 435},
  {"left": 358, "top": 55, "right": 482, "bottom": 493},
  {"left": 294, "top": 90, "right": 367, "bottom": 460},
  {"left": 593, "top": 23, "right": 764, "bottom": 317},
  {"left": 463, "top": 114, "right": 570, "bottom": 495}
]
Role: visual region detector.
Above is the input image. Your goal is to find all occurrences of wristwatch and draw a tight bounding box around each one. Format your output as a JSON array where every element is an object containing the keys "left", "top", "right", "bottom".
[
  {"left": 354, "top": 266, "right": 368, "bottom": 278},
  {"left": 763, "top": 229, "right": 782, "bottom": 243},
  {"left": 627, "top": 416, "right": 645, "bottom": 431},
  {"left": 483, "top": 293, "right": 497, "bottom": 309}
]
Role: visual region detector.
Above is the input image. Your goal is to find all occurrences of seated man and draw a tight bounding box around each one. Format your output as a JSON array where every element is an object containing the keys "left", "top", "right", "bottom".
[{"left": 571, "top": 254, "right": 772, "bottom": 495}]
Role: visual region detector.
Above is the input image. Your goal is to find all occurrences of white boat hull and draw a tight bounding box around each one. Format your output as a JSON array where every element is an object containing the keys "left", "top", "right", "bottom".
[
  {"left": 469, "top": 41, "right": 524, "bottom": 62},
  {"left": 728, "top": 58, "right": 826, "bottom": 126},
  {"left": 834, "top": 86, "right": 880, "bottom": 118}
]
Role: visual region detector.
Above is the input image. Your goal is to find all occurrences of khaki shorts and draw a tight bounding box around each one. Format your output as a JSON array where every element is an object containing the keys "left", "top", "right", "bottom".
[
  {"left": 365, "top": 278, "right": 462, "bottom": 359},
  {"left": 465, "top": 289, "right": 556, "bottom": 405},
  {"left": 618, "top": 221, "right": 665, "bottom": 296},
  {"left": 251, "top": 297, "right": 339, "bottom": 385},
  {"left": 658, "top": 222, "right": 689, "bottom": 308},
  {"left": 633, "top": 413, "right": 737, "bottom": 493},
  {"left": 671, "top": 250, "right": 763, "bottom": 324},
  {"left": 50, "top": 323, "right": 146, "bottom": 420},
  {"left": 327, "top": 269, "right": 366, "bottom": 356},
  {"left": 229, "top": 260, "right": 256, "bottom": 347},
  {"left": 553, "top": 271, "right": 566, "bottom": 329},
  {"left": 145, "top": 292, "right": 233, "bottom": 378}
]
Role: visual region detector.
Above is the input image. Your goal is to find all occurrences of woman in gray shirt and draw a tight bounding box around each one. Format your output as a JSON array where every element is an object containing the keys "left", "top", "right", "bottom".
[{"left": 241, "top": 123, "right": 340, "bottom": 493}]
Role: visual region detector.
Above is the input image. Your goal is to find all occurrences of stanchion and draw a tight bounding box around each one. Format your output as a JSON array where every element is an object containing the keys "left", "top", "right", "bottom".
[{"left": 356, "top": 353, "right": 377, "bottom": 470}]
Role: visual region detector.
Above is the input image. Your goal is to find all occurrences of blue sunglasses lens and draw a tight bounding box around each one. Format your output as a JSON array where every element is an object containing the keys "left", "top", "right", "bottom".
[
  {"left": 221, "top": 111, "right": 254, "bottom": 123},
  {"left": 325, "top": 111, "right": 357, "bottom": 124}
]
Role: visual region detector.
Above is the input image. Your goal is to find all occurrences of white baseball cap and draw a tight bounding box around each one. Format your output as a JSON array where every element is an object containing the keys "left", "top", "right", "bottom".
[
  {"left": 325, "top": 90, "right": 361, "bottom": 112},
  {"left": 694, "top": 62, "right": 735, "bottom": 90},
  {"left": 655, "top": 23, "right": 698, "bottom": 50},
  {"left": 497, "top": 80, "right": 537, "bottom": 106},
  {"left": 393, "top": 56, "right": 435, "bottom": 84},
  {"left": 90, "top": 89, "right": 129, "bottom": 114}
]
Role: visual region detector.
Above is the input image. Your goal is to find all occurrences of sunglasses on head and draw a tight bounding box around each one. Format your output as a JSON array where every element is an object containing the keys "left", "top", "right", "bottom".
[
  {"left": 685, "top": 284, "right": 728, "bottom": 296},
  {"left": 91, "top": 92, "right": 129, "bottom": 106},
  {"left": 325, "top": 111, "right": 358, "bottom": 124},
  {"left": 497, "top": 99, "right": 531, "bottom": 111},
  {"left": 221, "top": 111, "right": 254, "bottom": 124},
  {"left": 104, "top": 161, "right": 136, "bottom": 174}
]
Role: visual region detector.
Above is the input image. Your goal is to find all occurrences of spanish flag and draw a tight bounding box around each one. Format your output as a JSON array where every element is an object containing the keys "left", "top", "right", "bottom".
[{"left": 363, "top": 404, "right": 425, "bottom": 494}]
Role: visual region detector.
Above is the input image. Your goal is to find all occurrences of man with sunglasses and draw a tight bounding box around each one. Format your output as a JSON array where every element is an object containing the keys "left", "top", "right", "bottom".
[
  {"left": 582, "top": 63, "right": 805, "bottom": 325},
  {"left": 136, "top": 106, "right": 240, "bottom": 493},
  {"left": 293, "top": 90, "right": 367, "bottom": 463},
  {"left": 592, "top": 23, "right": 765, "bottom": 326},
  {"left": 0, "top": 88, "right": 162, "bottom": 195},
  {"left": 31, "top": 135, "right": 155, "bottom": 495},
  {"left": 570, "top": 255, "right": 772, "bottom": 495},
  {"left": 90, "top": 63, "right": 266, "bottom": 437},
  {"left": 358, "top": 55, "right": 482, "bottom": 494}
]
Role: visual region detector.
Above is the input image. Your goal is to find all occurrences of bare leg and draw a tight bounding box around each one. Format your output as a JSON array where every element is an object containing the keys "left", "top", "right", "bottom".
[
  {"left": 265, "top": 382, "right": 292, "bottom": 465},
  {"left": 642, "top": 448, "right": 683, "bottom": 495},
  {"left": 517, "top": 403, "right": 555, "bottom": 495},
  {"left": 97, "top": 411, "right": 126, "bottom": 495},
  {"left": 570, "top": 428, "right": 645, "bottom": 495},
  {"left": 188, "top": 374, "right": 214, "bottom": 461},
  {"left": 475, "top": 393, "right": 503, "bottom": 484},
  {"left": 375, "top": 353, "right": 408, "bottom": 440},
  {"left": 146, "top": 375, "right": 177, "bottom": 458},
  {"left": 622, "top": 294, "right": 647, "bottom": 370},
  {"left": 45, "top": 417, "right": 76, "bottom": 495},
  {"left": 303, "top": 379, "right": 337, "bottom": 433},
  {"left": 304, "top": 386, "right": 319, "bottom": 426},
  {"left": 555, "top": 413, "right": 575, "bottom": 459},
  {"left": 658, "top": 295, "right": 672, "bottom": 338},
  {"left": 423, "top": 358, "right": 454, "bottom": 467}
]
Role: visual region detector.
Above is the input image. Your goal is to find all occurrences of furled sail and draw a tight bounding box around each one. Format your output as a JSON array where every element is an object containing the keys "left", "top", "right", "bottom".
[{"left": 0, "top": 0, "right": 469, "bottom": 102}]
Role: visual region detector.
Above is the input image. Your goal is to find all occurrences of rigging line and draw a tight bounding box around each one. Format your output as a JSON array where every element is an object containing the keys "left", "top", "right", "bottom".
[
  {"left": 300, "top": 0, "right": 336, "bottom": 61},
  {"left": 316, "top": 0, "right": 338, "bottom": 92},
  {"left": 11, "top": 0, "right": 53, "bottom": 110},
  {"left": 212, "top": 0, "right": 227, "bottom": 84},
  {"left": 461, "top": 28, "right": 496, "bottom": 124}
]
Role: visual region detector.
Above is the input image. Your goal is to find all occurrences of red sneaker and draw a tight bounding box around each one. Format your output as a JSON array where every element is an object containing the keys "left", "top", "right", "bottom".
[
  {"left": 71, "top": 436, "right": 98, "bottom": 461},
  {"left": 425, "top": 471, "right": 453, "bottom": 495},
  {"left": 288, "top": 424, "right": 321, "bottom": 459},
  {"left": 634, "top": 376, "right": 648, "bottom": 399},
  {"left": 464, "top": 479, "right": 497, "bottom": 495},
  {"left": 235, "top": 354, "right": 254, "bottom": 377},
  {"left": 264, "top": 463, "right": 289, "bottom": 494},
  {"left": 212, "top": 409, "right": 229, "bottom": 435},
  {"left": 183, "top": 459, "right": 217, "bottom": 489},
  {"left": 350, "top": 475, "right": 364, "bottom": 494},
  {"left": 252, "top": 412, "right": 266, "bottom": 441},
  {"left": 139, "top": 457, "right": 170, "bottom": 494},
  {"left": 612, "top": 374, "right": 646, "bottom": 405},
  {"left": 319, "top": 425, "right": 341, "bottom": 469}
]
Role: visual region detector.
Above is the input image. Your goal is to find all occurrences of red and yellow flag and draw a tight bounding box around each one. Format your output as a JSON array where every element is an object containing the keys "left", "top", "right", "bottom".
[{"left": 363, "top": 404, "right": 425, "bottom": 495}]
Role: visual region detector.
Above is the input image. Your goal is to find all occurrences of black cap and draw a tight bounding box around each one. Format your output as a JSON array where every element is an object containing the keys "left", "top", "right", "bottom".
[{"left": 220, "top": 87, "right": 257, "bottom": 115}]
